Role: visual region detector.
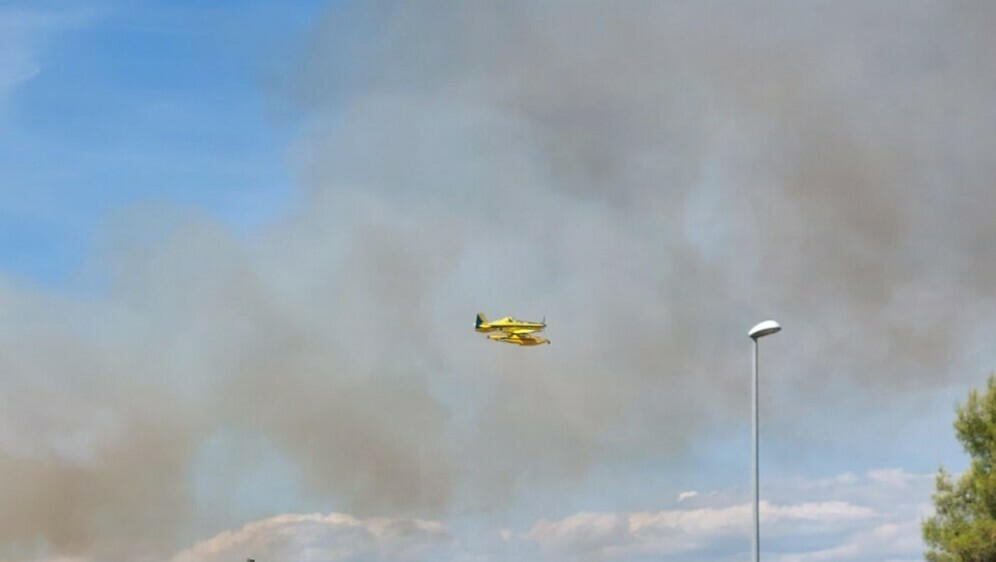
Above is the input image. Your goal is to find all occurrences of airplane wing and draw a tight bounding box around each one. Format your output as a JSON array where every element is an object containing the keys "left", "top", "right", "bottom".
[
  {"left": 508, "top": 333, "right": 550, "bottom": 345},
  {"left": 507, "top": 327, "right": 540, "bottom": 334},
  {"left": 486, "top": 331, "right": 550, "bottom": 346}
]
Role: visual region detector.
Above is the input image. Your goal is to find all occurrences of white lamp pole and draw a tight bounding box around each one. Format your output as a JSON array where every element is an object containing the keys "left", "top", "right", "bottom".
[{"left": 748, "top": 320, "right": 781, "bottom": 562}]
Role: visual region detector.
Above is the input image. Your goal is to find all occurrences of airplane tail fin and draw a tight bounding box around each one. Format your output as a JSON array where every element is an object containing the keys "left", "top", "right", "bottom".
[{"left": 476, "top": 312, "right": 488, "bottom": 329}]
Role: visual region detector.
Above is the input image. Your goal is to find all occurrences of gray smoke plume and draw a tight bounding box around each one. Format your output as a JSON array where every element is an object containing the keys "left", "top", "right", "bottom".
[
  {"left": 3, "top": 1, "right": 996, "bottom": 560},
  {"left": 287, "top": 0, "right": 996, "bottom": 470}
]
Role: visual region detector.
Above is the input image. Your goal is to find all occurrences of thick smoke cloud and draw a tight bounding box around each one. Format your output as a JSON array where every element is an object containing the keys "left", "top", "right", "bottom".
[
  {"left": 288, "top": 0, "right": 996, "bottom": 467},
  {"left": 0, "top": 277, "right": 198, "bottom": 561},
  {"left": 3, "top": 2, "right": 996, "bottom": 560}
]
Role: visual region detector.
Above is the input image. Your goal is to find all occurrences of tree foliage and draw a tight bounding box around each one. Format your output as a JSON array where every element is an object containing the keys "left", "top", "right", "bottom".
[{"left": 924, "top": 376, "right": 996, "bottom": 561}]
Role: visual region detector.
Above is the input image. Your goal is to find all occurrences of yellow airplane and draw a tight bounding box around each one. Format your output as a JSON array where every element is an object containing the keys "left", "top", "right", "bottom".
[{"left": 475, "top": 312, "right": 550, "bottom": 345}]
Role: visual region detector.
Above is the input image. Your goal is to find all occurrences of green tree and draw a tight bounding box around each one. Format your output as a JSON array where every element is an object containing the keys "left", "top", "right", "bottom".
[{"left": 924, "top": 376, "right": 996, "bottom": 561}]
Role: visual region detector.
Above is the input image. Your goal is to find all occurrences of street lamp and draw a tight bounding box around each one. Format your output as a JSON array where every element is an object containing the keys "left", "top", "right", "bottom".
[{"left": 748, "top": 320, "right": 781, "bottom": 562}]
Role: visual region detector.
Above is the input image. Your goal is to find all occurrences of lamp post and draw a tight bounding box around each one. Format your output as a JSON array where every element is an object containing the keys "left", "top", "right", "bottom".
[{"left": 748, "top": 320, "right": 781, "bottom": 562}]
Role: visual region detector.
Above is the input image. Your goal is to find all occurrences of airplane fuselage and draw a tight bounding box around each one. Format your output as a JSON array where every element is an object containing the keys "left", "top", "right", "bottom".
[
  {"left": 475, "top": 314, "right": 544, "bottom": 334},
  {"left": 475, "top": 323, "right": 544, "bottom": 333}
]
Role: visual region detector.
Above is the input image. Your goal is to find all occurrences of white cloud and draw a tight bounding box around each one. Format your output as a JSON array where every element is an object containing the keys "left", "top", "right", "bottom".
[
  {"left": 523, "top": 469, "right": 934, "bottom": 562},
  {"left": 794, "top": 472, "right": 859, "bottom": 490},
  {"left": 527, "top": 500, "right": 876, "bottom": 558},
  {"left": 164, "top": 470, "right": 935, "bottom": 562},
  {"left": 867, "top": 468, "right": 932, "bottom": 488},
  {"left": 772, "top": 521, "right": 925, "bottom": 562},
  {"left": 677, "top": 490, "right": 698, "bottom": 502},
  {"left": 169, "top": 513, "right": 449, "bottom": 562}
]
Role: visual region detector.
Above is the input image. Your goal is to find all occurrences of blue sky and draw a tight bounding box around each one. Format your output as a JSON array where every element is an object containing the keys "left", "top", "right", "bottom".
[
  {"left": 0, "top": 0, "right": 326, "bottom": 287},
  {"left": 1, "top": 2, "right": 993, "bottom": 562}
]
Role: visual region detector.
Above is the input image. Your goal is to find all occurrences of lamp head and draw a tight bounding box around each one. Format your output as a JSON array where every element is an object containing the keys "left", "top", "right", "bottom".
[{"left": 749, "top": 320, "right": 782, "bottom": 339}]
